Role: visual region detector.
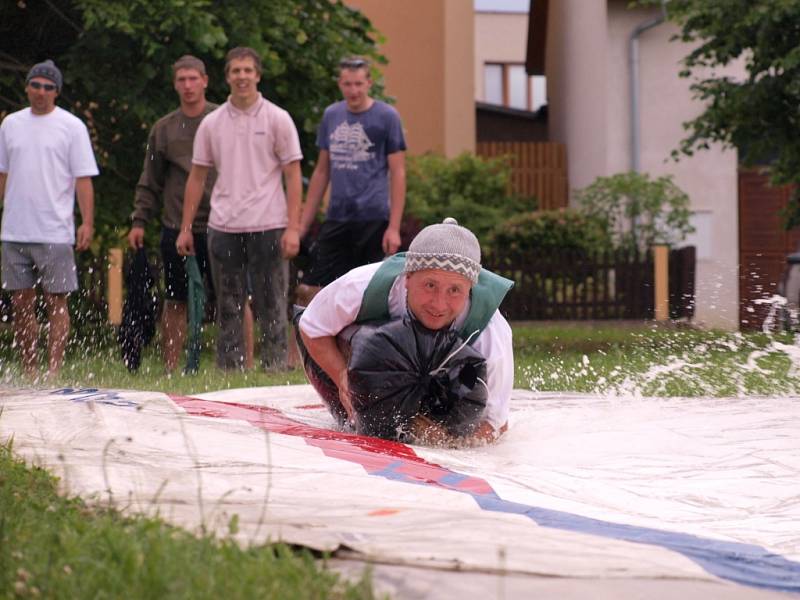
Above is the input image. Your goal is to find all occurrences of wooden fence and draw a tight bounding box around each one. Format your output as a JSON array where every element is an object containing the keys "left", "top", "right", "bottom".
[
  {"left": 0, "top": 246, "right": 696, "bottom": 325},
  {"left": 476, "top": 141, "right": 568, "bottom": 210},
  {"left": 485, "top": 246, "right": 696, "bottom": 321}
]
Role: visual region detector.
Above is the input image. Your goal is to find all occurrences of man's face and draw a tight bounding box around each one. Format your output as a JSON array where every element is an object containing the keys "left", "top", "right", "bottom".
[
  {"left": 174, "top": 67, "right": 207, "bottom": 106},
  {"left": 338, "top": 68, "right": 372, "bottom": 111},
  {"left": 406, "top": 269, "right": 472, "bottom": 331},
  {"left": 225, "top": 57, "right": 261, "bottom": 102},
  {"left": 26, "top": 77, "right": 58, "bottom": 115}
]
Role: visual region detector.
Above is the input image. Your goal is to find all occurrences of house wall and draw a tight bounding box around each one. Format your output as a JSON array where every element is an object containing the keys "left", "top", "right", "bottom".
[
  {"left": 545, "top": 0, "right": 741, "bottom": 329},
  {"left": 545, "top": 0, "right": 608, "bottom": 190},
  {"left": 607, "top": 0, "right": 741, "bottom": 329},
  {"left": 346, "top": 0, "right": 475, "bottom": 157},
  {"left": 474, "top": 11, "right": 530, "bottom": 102}
]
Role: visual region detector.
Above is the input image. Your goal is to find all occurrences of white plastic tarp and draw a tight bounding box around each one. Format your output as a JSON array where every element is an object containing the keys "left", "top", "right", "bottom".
[{"left": 0, "top": 385, "right": 798, "bottom": 595}]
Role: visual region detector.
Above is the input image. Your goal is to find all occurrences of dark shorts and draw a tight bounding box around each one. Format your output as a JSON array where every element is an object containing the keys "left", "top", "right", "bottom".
[
  {"left": 160, "top": 227, "right": 212, "bottom": 302},
  {"left": 300, "top": 220, "right": 387, "bottom": 287}
]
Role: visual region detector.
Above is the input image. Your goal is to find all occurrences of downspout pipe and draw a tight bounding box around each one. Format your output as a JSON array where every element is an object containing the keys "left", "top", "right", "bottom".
[{"left": 629, "top": 3, "right": 667, "bottom": 173}]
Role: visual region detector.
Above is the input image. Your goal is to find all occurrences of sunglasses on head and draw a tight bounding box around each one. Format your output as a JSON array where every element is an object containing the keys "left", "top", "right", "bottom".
[
  {"left": 29, "top": 81, "right": 57, "bottom": 91},
  {"left": 339, "top": 58, "right": 368, "bottom": 69}
]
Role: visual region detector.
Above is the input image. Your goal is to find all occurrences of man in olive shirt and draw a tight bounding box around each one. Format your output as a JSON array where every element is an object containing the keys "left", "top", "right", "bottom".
[{"left": 127, "top": 55, "right": 217, "bottom": 371}]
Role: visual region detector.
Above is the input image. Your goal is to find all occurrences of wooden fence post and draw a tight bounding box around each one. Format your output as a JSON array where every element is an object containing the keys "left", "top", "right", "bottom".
[
  {"left": 107, "top": 248, "right": 123, "bottom": 325},
  {"left": 653, "top": 244, "right": 669, "bottom": 321}
]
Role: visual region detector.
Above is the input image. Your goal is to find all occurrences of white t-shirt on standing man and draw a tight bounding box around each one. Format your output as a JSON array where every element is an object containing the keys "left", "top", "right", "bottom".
[{"left": 0, "top": 106, "right": 99, "bottom": 245}]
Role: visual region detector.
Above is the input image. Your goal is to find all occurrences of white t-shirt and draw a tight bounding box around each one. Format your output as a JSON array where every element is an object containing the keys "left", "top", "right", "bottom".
[
  {"left": 299, "top": 262, "right": 514, "bottom": 430},
  {"left": 0, "top": 107, "right": 99, "bottom": 244}
]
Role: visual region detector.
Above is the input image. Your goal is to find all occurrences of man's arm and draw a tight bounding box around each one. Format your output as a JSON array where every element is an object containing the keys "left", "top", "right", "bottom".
[
  {"left": 128, "top": 128, "right": 165, "bottom": 249},
  {"left": 300, "top": 329, "right": 354, "bottom": 420},
  {"left": 297, "top": 267, "right": 372, "bottom": 420},
  {"left": 383, "top": 151, "right": 406, "bottom": 255},
  {"left": 281, "top": 159, "right": 303, "bottom": 259},
  {"left": 299, "top": 149, "right": 330, "bottom": 239},
  {"left": 466, "top": 313, "right": 514, "bottom": 445},
  {"left": 75, "top": 176, "right": 94, "bottom": 251},
  {"left": 176, "top": 164, "right": 210, "bottom": 256},
  {"left": 0, "top": 172, "right": 6, "bottom": 205}
]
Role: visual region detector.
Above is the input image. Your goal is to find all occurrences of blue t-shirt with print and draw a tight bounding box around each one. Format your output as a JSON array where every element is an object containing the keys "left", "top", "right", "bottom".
[{"left": 317, "top": 100, "right": 406, "bottom": 222}]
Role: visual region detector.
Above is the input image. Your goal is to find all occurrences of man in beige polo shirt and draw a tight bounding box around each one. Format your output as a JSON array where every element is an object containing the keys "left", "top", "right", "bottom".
[{"left": 176, "top": 47, "right": 303, "bottom": 370}]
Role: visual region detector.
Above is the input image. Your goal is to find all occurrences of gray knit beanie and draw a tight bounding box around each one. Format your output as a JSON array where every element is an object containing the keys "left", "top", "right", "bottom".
[
  {"left": 26, "top": 59, "right": 63, "bottom": 91},
  {"left": 404, "top": 217, "right": 481, "bottom": 283}
]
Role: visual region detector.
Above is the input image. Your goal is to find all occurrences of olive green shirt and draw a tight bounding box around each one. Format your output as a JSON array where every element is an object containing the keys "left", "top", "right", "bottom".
[{"left": 131, "top": 102, "right": 217, "bottom": 233}]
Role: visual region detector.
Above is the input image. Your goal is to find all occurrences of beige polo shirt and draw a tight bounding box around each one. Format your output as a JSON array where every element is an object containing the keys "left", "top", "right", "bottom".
[{"left": 192, "top": 95, "right": 303, "bottom": 233}]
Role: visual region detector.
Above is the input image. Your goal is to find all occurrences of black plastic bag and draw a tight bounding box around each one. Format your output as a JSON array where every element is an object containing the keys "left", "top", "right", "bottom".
[
  {"left": 347, "top": 318, "right": 488, "bottom": 439},
  {"left": 118, "top": 248, "right": 158, "bottom": 372}
]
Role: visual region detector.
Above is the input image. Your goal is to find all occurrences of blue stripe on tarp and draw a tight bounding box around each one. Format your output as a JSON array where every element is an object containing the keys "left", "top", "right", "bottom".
[
  {"left": 476, "top": 493, "right": 800, "bottom": 593},
  {"left": 374, "top": 456, "right": 800, "bottom": 593}
]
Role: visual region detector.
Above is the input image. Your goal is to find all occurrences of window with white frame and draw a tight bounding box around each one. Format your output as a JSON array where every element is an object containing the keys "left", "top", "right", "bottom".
[{"left": 483, "top": 62, "right": 546, "bottom": 112}]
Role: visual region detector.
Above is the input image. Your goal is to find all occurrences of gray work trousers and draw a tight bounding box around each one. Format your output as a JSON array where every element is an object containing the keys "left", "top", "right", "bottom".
[{"left": 207, "top": 228, "right": 288, "bottom": 370}]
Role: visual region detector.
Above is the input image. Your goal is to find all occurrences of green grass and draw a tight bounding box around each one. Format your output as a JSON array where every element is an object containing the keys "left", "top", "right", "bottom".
[
  {"left": 1, "top": 325, "right": 308, "bottom": 396},
  {"left": 57, "top": 344, "right": 307, "bottom": 395},
  {"left": 513, "top": 323, "right": 800, "bottom": 396},
  {"left": 3, "top": 321, "right": 800, "bottom": 398},
  {"left": 0, "top": 441, "right": 379, "bottom": 600}
]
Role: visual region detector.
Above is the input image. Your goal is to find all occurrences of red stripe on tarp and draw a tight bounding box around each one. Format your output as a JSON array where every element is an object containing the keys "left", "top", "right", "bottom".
[{"left": 170, "top": 395, "right": 494, "bottom": 495}]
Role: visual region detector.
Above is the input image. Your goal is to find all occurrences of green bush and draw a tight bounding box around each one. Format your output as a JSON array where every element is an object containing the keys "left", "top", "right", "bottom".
[
  {"left": 574, "top": 172, "right": 694, "bottom": 253},
  {"left": 1, "top": 0, "right": 386, "bottom": 258},
  {"left": 404, "top": 152, "right": 534, "bottom": 244},
  {"left": 486, "top": 209, "right": 612, "bottom": 257}
]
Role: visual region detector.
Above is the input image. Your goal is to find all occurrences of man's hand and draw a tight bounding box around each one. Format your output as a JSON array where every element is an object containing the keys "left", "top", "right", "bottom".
[
  {"left": 409, "top": 415, "right": 455, "bottom": 447},
  {"left": 281, "top": 227, "right": 300, "bottom": 259},
  {"left": 128, "top": 226, "right": 145, "bottom": 250},
  {"left": 75, "top": 223, "right": 93, "bottom": 252},
  {"left": 470, "top": 420, "right": 503, "bottom": 445},
  {"left": 175, "top": 230, "right": 195, "bottom": 256},
  {"left": 382, "top": 226, "right": 402, "bottom": 256},
  {"left": 408, "top": 417, "right": 503, "bottom": 448}
]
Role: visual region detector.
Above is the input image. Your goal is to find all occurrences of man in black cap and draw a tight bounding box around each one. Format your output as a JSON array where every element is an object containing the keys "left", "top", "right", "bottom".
[{"left": 0, "top": 59, "right": 98, "bottom": 377}]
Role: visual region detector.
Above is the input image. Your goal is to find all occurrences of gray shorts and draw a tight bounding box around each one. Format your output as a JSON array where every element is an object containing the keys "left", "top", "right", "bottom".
[{"left": 1, "top": 242, "right": 78, "bottom": 293}]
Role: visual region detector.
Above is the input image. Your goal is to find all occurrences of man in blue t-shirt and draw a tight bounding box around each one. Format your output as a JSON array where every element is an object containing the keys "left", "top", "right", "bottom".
[{"left": 295, "top": 56, "right": 407, "bottom": 306}]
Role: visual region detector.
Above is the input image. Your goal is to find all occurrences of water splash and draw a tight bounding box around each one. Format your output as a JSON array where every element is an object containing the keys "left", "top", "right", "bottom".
[{"left": 521, "top": 302, "right": 800, "bottom": 399}]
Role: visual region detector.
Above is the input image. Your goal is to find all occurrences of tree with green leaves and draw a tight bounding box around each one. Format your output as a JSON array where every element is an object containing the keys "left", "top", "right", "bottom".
[
  {"left": 0, "top": 0, "right": 385, "bottom": 250},
  {"left": 574, "top": 172, "right": 694, "bottom": 253},
  {"left": 658, "top": 0, "right": 800, "bottom": 226}
]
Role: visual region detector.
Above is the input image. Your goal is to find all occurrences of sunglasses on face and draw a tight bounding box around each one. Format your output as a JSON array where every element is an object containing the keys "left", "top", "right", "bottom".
[{"left": 29, "top": 81, "right": 57, "bottom": 92}]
